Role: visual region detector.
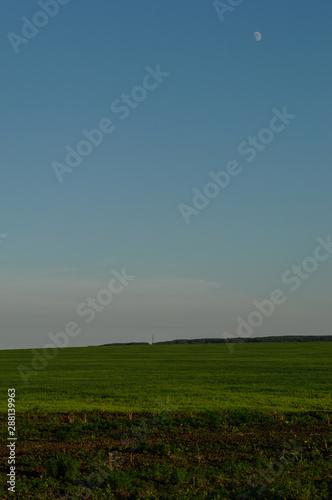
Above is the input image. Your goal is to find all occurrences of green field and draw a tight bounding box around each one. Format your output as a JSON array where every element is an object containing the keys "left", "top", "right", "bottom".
[
  {"left": 1, "top": 342, "right": 331, "bottom": 498},
  {"left": 0, "top": 342, "right": 331, "bottom": 413},
  {"left": 1, "top": 410, "right": 332, "bottom": 499}
]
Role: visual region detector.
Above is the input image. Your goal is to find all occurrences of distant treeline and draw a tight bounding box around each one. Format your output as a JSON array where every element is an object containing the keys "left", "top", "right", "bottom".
[
  {"left": 99, "top": 335, "right": 332, "bottom": 346},
  {"left": 154, "top": 336, "right": 332, "bottom": 344}
]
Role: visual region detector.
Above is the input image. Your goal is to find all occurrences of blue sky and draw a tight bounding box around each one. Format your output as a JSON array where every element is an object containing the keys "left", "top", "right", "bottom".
[{"left": 1, "top": 0, "right": 331, "bottom": 349}]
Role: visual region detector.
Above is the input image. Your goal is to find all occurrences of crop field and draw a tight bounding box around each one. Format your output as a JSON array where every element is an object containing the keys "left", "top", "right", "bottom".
[
  {"left": 0, "top": 342, "right": 331, "bottom": 499},
  {"left": 0, "top": 409, "right": 332, "bottom": 499},
  {"left": 0, "top": 342, "right": 331, "bottom": 413}
]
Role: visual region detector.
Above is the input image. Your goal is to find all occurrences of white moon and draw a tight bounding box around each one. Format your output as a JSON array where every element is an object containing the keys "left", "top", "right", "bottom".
[{"left": 254, "top": 32, "right": 262, "bottom": 41}]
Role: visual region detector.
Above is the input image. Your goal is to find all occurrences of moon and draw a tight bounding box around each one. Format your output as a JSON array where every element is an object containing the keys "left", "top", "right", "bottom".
[{"left": 254, "top": 32, "right": 262, "bottom": 42}]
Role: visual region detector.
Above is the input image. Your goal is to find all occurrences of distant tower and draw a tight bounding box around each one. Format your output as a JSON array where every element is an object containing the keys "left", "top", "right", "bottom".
[{"left": 151, "top": 335, "right": 154, "bottom": 345}]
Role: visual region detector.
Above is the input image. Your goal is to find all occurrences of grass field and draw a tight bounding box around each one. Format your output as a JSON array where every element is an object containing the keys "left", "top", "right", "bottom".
[
  {"left": 0, "top": 342, "right": 331, "bottom": 498},
  {"left": 0, "top": 409, "right": 331, "bottom": 499},
  {"left": 0, "top": 342, "right": 331, "bottom": 413}
]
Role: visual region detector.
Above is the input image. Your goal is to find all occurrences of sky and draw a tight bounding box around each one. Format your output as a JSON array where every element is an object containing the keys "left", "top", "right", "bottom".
[{"left": 1, "top": 0, "right": 332, "bottom": 349}]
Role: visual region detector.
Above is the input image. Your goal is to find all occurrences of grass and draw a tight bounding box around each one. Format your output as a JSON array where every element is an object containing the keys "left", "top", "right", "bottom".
[
  {"left": 0, "top": 342, "right": 331, "bottom": 498},
  {"left": 0, "top": 342, "right": 331, "bottom": 413},
  {"left": 0, "top": 410, "right": 331, "bottom": 499}
]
